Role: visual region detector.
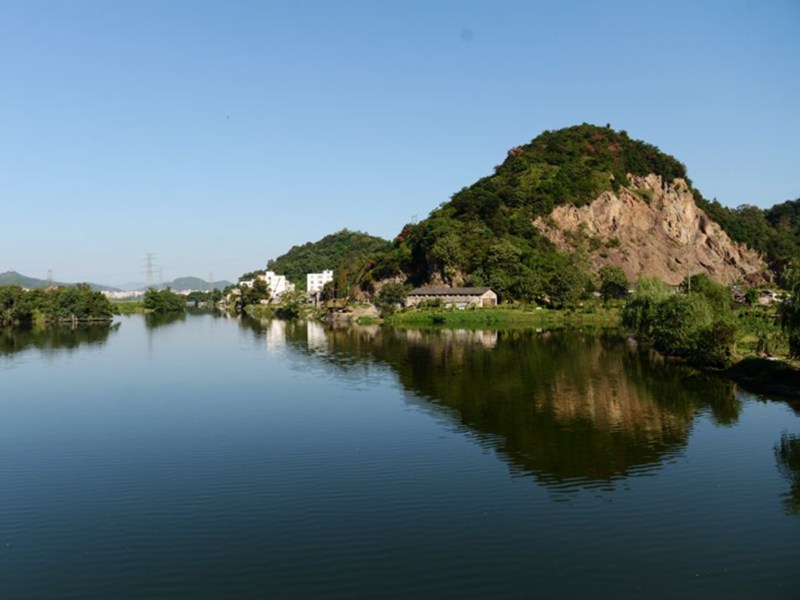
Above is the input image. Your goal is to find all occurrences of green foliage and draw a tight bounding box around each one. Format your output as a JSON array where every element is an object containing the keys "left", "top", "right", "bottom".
[
  {"left": 185, "top": 290, "right": 221, "bottom": 306},
  {"left": 143, "top": 287, "right": 186, "bottom": 313},
  {"left": 375, "top": 282, "right": 408, "bottom": 316},
  {"left": 273, "top": 289, "right": 308, "bottom": 320},
  {"left": 319, "top": 280, "right": 336, "bottom": 302},
  {"left": 0, "top": 285, "right": 35, "bottom": 326},
  {"left": 623, "top": 275, "right": 743, "bottom": 368},
  {"left": 383, "top": 124, "right": 694, "bottom": 304},
  {"left": 682, "top": 274, "right": 731, "bottom": 309},
  {"left": 383, "top": 305, "right": 621, "bottom": 328},
  {"left": 0, "top": 284, "right": 113, "bottom": 325},
  {"left": 598, "top": 265, "right": 629, "bottom": 301},
  {"left": 649, "top": 294, "right": 715, "bottom": 358},
  {"left": 239, "top": 270, "right": 265, "bottom": 282},
  {"left": 621, "top": 277, "right": 671, "bottom": 340},
  {"left": 449, "top": 123, "right": 691, "bottom": 220},
  {"left": 696, "top": 197, "right": 800, "bottom": 270},
  {"left": 265, "top": 229, "right": 391, "bottom": 291},
  {"left": 239, "top": 279, "right": 270, "bottom": 309},
  {"left": 779, "top": 263, "right": 800, "bottom": 358}
]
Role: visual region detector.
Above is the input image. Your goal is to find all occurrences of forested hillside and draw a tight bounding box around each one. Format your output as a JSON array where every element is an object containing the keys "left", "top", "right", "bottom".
[
  {"left": 266, "top": 229, "right": 390, "bottom": 291},
  {"left": 700, "top": 198, "right": 800, "bottom": 277}
]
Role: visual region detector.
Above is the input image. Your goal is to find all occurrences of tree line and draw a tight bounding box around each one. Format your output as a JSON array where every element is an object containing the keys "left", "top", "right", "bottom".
[{"left": 0, "top": 284, "right": 113, "bottom": 327}]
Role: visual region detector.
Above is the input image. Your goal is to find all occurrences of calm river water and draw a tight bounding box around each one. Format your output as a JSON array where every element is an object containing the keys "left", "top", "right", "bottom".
[{"left": 1, "top": 313, "right": 798, "bottom": 598}]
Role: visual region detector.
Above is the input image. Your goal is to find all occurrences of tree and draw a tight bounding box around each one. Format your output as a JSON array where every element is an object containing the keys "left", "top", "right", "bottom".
[
  {"left": 779, "top": 263, "right": 800, "bottom": 358},
  {"left": 376, "top": 283, "right": 408, "bottom": 316},
  {"left": 240, "top": 279, "right": 270, "bottom": 309},
  {"left": 144, "top": 288, "right": 186, "bottom": 313},
  {"left": 682, "top": 274, "right": 730, "bottom": 311},
  {"left": 598, "top": 265, "right": 629, "bottom": 301},
  {"left": 0, "top": 285, "right": 34, "bottom": 326},
  {"left": 621, "top": 277, "right": 671, "bottom": 341},
  {"left": 186, "top": 291, "right": 210, "bottom": 306},
  {"left": 274, "top": 289, "right": 307, "bottom": 320}
]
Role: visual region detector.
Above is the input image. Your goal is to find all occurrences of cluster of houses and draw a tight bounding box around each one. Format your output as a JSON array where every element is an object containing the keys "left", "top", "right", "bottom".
[
  {"left": 239, "top": 269, "right": 334, "bottom": 303},
  {"left": 236, "top": 266, "right": 501, "bottom": 310}
]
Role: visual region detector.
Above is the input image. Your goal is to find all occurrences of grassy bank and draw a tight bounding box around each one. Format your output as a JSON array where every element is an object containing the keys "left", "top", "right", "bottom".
[
  {"left": 112, "top": 301, "right": 146, "bottom": 315},
  {"left": 382, "top": 305, "right": 621, "bottom": 329}
]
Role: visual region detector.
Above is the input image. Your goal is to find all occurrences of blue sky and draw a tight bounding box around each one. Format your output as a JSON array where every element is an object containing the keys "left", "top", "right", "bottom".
[{"left": 1, "top": 0, "right": 798, "bottom": 285}]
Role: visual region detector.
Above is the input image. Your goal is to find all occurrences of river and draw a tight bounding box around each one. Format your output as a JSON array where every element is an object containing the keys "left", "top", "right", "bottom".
[{"left": 1, "top": 313, "right": 798, "bottom": 598}]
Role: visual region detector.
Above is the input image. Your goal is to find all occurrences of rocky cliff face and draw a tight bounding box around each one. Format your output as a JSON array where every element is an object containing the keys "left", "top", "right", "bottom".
[{"left": 533, "top": 174, "right": 769, "bottom": 285}]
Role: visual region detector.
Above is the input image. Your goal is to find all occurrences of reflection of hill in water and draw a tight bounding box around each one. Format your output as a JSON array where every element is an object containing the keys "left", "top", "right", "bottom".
[
  {"left": 0, "top": 322, "right": 119, "bottom": 356},
  {"left": 269, "top": 321, "right": 739, "bottom": 489}
]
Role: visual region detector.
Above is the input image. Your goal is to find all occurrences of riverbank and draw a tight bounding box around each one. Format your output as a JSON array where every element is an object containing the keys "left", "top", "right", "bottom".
[
  {"left": 366, "top": 304, "right": 799, "bottom": 397},
  {"left": 726, "top": 358, "right": 800, "bottom": 399},
  {"left": 377, "top": 305, "right": 621, "bottom": 329}
]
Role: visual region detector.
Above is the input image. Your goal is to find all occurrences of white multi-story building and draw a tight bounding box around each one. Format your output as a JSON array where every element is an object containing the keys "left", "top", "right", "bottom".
[
  {"left": 307, "top": 269, "right": 333, "bottom": 295},
  {"left": 262, "top": 270, "right": 295, "bottom": 301}
]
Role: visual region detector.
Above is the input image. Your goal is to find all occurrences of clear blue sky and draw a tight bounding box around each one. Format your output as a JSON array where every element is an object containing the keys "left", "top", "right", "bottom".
[{"left": 2, "top": 0, "right": 798, "bottom": 285}]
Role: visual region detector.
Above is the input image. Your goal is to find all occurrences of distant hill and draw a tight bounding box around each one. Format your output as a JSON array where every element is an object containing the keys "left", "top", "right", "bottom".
[
  {"left": 154, "top": 277, "right": 232, "bottom": 292},
  {"left": 0, "top": 271, "right": 119, "bottom": 292},
  {"left": 265, "top": 229, "right": 391, "bottom": 290},
  {"left": 119, "top": 276, "right": 231, "bottom": 292}
]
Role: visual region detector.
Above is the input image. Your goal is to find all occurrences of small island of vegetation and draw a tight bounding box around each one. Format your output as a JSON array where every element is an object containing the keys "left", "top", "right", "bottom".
[{"left": 0, "top": 284, "right": 113, "bottom": 327}]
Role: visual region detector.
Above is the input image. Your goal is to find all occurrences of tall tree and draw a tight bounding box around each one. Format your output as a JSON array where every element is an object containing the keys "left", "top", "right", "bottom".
[{"left": 779, "top": 263, "right": 800, "bottom": 358}]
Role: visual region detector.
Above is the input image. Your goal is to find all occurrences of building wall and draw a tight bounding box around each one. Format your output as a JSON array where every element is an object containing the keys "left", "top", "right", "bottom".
[
  {"left": 307, "top": 270, "right": 334, "bottom": 294},
  {"left": 405, "top": 291, "right": 497, "bottom": 308},
  {"left": 263, "top": 271, "right": 295, "bottom": 301}
]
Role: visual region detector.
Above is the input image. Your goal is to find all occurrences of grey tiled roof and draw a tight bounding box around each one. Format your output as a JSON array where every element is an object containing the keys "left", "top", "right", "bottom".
[{"left": 407, "top": 287, "right": 493, "bottom": 296}]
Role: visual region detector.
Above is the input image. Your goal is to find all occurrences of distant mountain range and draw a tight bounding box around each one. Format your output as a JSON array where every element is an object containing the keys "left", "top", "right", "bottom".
[
  {"left": 0, "top": 271, "right": 119, "bottom": 292},
  {"left": 1, "top": 271, "right": 231, "bottom": 293},
  {"left": 145, "top": 277, "right": 232, "bottom": 292}
]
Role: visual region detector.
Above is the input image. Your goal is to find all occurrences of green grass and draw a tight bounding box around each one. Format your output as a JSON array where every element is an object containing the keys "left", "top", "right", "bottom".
[
  {"left": 112, "top": 301, "right": 146, "bottom": 315},
  {"left": 383, "top": 305, "right": 621, "bottom": 329}
]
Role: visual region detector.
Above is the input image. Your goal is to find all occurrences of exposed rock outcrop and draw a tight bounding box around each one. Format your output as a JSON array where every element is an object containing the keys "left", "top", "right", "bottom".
[{"left": 533, "top": 174, "right": 770, "bottom": 285}]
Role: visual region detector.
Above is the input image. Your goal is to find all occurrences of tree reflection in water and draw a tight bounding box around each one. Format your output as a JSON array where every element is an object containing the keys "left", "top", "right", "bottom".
[
  {"left": 0, "top": 322, "right": 118, "bottom": 357},
  {"left": 775, "top": 432, "right": 800, "bottom": 516},
  {"left": 254, "top": 320, "right": 742, "bottom": 492}
]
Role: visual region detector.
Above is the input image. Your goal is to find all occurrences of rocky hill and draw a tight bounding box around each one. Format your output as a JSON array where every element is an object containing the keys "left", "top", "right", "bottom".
[
  {"left": 359, "top": 124, "right": 780, "bottom": 304},
  {"left": 533, "top": 174, "right": 769, "bottom": 286}
]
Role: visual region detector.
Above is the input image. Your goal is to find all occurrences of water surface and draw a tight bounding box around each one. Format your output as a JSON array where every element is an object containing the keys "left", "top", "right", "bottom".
[{"left": 1, "top": 314, "right": 798, "bottom": 598}]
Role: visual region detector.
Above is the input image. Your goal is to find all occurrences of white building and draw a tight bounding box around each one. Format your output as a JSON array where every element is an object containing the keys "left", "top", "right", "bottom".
[
  {"left": 307, "top": 270, "right": 333, "bottom": 295},
  {"left": 261, "top": 271, "right": 295, "bottom": 301}
]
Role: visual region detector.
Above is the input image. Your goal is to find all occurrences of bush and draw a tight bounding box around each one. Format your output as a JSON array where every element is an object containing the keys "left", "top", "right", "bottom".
[{"left": 143, "top": 288, "right": 186, "bottom": 313}]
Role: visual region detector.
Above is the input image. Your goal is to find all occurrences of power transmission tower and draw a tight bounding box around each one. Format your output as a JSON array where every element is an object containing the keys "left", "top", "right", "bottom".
[{"left": 144, "top": 253, "right": 155, "bottom": 288}]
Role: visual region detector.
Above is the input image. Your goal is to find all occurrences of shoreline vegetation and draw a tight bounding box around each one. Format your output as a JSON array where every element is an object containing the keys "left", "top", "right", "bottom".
[
  {"left": 4, "top": 275, "right": 798, "bottom": 397},
  {"left": 0, "top": 283, "right": 113, "bottom": 326},
  {"left": 378, "top": 305, "right": 621, "bottom": 329}
]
